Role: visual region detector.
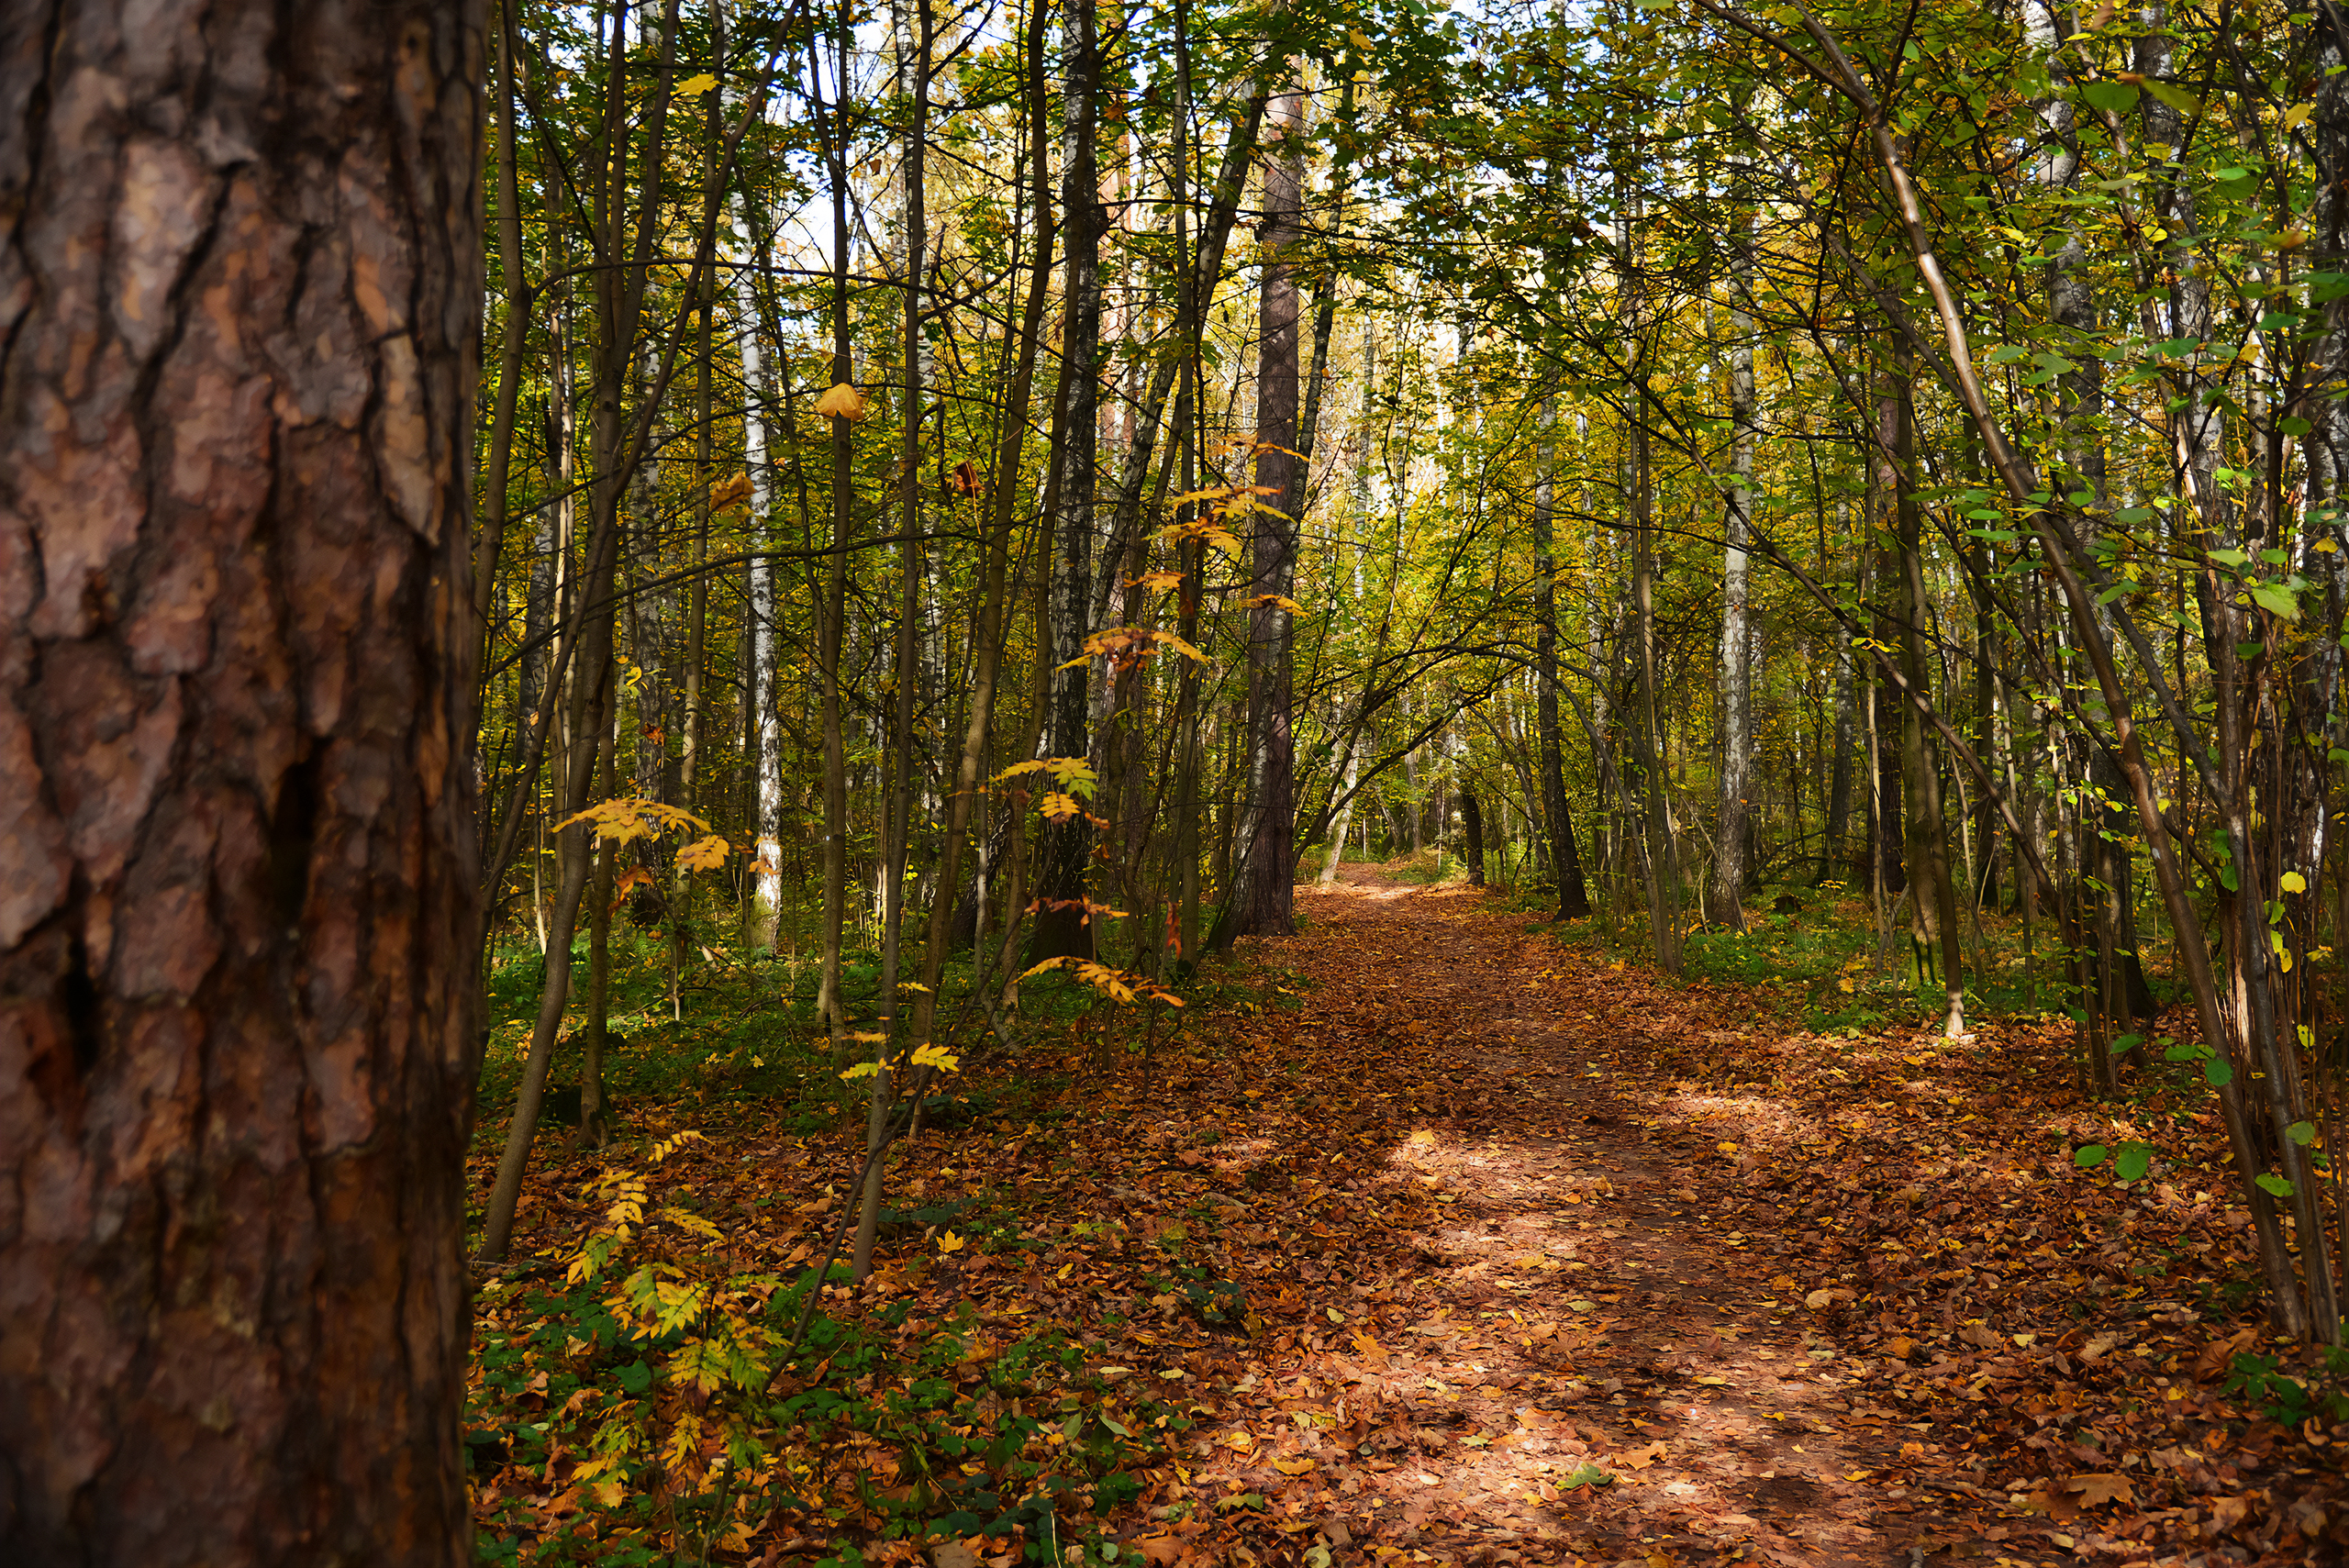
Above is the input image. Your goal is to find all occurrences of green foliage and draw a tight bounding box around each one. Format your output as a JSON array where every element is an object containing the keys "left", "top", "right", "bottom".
[{"left": 2223, "top": 1347, "right": 2349, "bottom": 1429}]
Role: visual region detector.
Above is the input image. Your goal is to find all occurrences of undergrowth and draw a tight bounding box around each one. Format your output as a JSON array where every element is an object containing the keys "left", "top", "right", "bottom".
[{"left": 466, "top": 1133, "right": 1183, "bottom": 1567}]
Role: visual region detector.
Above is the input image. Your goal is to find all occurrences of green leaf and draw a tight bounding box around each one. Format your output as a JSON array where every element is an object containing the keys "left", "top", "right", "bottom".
[
  {"left": 2251, "top": 581, "right": 2301, "bottom": 620},
  {"left": 2288, "top": 1121, "right": 2319, "bottom": 1146},
  {"left": 2081, "top": 79, "right": 2140, "bottom": 113},
  {"left": 2142, "top": 78, "right": 2199, "bottom": 115},
  {"left": 2280, "top": 416, "right": 2313, "bottom": 437},
  {"left": 2110, "top": 1033, "right": 2143, "bottom": 1054},
  {"left": 2115, "top": 1142, "right": 2154, "bottom": 1182},
  {"left": 2074, "top": 1143, "right": 2111, "bottom": 1168},
  {"left": 2256, "top": 1173, "right": 2295, "bottom": 1197},
  {"left": 1560, "top": 1463, "right": 1613, "bottom": 1489},
  {"left": 2205, "top": 1059, "right": 2234, "bottom": 1087}
]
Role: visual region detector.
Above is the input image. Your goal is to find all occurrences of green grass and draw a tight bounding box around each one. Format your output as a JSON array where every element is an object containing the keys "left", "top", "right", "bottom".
[{"left": 1531, "top": 878, "right": 2187, "bottom": 1034}]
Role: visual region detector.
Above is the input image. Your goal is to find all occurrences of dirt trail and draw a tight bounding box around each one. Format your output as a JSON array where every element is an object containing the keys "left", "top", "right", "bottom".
[{"left": 1244, "top": 863, "right": 1983, "bottom": 1567}]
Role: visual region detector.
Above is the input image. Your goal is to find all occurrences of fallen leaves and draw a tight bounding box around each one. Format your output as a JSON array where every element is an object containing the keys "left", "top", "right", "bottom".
[{"left": 462, "top": 862, "right": 2349, "bottom": 1568}]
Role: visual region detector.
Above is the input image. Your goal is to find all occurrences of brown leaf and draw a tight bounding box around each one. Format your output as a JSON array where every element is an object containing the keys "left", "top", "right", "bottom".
[{"left": 2070, "top": 1473, "right": 2134, "bottom": 1508}]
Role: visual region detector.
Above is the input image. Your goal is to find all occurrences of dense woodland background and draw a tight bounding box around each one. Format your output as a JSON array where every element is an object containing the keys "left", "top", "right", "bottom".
[{"left": 467, "top": 0, "right": 2349, "bottom": 1345}]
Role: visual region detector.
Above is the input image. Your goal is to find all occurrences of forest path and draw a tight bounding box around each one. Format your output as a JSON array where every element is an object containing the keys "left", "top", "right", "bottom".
[{"left": 1230, "top": 862, "right": 1989, "bottom": 1568}]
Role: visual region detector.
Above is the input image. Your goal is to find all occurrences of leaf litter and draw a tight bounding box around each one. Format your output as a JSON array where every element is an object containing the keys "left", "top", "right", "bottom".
[{"left": 465, "top": 862, "right": 2348, "bottom": 1566}]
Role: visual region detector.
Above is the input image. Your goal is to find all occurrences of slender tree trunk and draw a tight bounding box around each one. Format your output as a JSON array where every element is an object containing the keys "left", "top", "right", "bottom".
[
  {"left": 1888, "top": 365, "right": 1965, "bottom": 1036},
  {"left": 734, "top": 192, "right": 784, "bottom": 949},
  {"left": 1631, "top": 384, "right": 1683, "bottom": 973},
  {"left": 1089, "top": 86, "right": 1274, "bottom": 626},
  {"left": 1235, "top": 74, "right": 1303, "bottom": 940},
  {"left": 1706, "top": 246, "right": 1756, "bottom": 930},
  {"left": 815, "top": 0, "right": 856, "bottom": 1033},
  {"left": 854, "top": 0, "right": 931, "bottom": 1283},
  {"left": 1461, "top": 787, "right": 1487, "bottom": 887},
  {"left": 1820, "top": 500, "right": 1859, "bottom": 884},
  {"left": 483, "top": 0, "right": 681, "bottom": 1261},
  {"left": 1533, "top": 398, "right": 1593, "bottom": 917},
  {"left": 478, "top": 10, "right": 527, "bottom": 668},
  {"left": 1029, "top": 0, "right": 1102, "bottom": 963},
  {"left": 582, "top": 687, "right": 619, "bottom": 1144},
  {"left": 1319, "top": 730, "right": 1361, "bottom": 887},
  {"left": 1171, "top": 0, "right": 1204, "bottom": 964}
]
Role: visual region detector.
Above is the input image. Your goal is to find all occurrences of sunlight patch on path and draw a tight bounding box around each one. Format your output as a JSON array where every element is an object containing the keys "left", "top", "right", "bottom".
[{"left": 1230, "top": 863, "right": 1987, "bottom": 1566}]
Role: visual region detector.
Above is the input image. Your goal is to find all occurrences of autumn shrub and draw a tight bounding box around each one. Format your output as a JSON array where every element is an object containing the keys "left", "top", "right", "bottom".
[{"left": 467, "top": 1129, "right": 1180, "bottom": 1567}]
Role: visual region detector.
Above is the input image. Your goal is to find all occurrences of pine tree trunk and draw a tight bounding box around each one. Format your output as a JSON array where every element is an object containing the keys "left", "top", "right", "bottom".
[
  {"left": 0, "top": 3, "right": 482, "bottom": 1557},
  {"left": 1220, "top": 74, "right": 1304, "bottom": 944}
]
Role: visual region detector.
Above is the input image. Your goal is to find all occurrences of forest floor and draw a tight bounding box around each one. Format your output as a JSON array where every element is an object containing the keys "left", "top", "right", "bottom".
[{"left": 466, "top": 862, "right": 2349, "bottom": 1568}]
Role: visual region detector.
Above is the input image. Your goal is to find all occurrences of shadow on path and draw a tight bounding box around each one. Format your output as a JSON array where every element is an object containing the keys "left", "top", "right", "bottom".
[{"left": 1171, "top": 863, "right": 1998, "bottom": 1567}]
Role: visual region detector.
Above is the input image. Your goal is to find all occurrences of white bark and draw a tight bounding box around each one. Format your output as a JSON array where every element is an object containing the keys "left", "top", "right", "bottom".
[{"left": 732, "top": 193, "right": 784, "bottom": 947}]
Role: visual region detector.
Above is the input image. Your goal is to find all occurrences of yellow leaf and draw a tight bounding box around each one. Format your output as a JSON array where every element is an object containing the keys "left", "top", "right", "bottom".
[
  {"left": 677, "top": 834, "right": 731, "bottom": 872},
  {"left": 1164, "top": 484, "right": 1241, "bottom": 509},
  {"left": 1154, "top": 630, "right": 1208, "bottom": 663},
  {"left": 708, "top": 471, "right": 753, "bottom": 511},
  {"left": 840, "top": 1061, "right": 881, "bottom": 1079},
  {"left": 1273, "top": 1456, "right": 1316, "bottom": 1474},
  {"left": 676, "top": 71, "right": 719, "bottom": 96},
  {"left": 2281, "top": 870, "right": 2308, "bottom": 894},
  {"left": 2286, "top": 102, "right": 2314, "bottom": 131},
  {"left": 814, "top": 381, "right": 868, "bottom": 422},
  {"left": 937, "top": 1230, "right": 966, "bottom": 1252},
  {"left": 910, "top": 1042, "right": 961, "bottom": 1073}
]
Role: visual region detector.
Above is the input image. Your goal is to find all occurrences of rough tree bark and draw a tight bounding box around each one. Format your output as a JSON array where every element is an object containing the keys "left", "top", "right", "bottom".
[
  {"left": 1218, "top": 73, "right": 1305, "bottom": 945},
  {"left": 1028, "top": 0, "right": 1102, "bottom": 963},
  {"left": 0, "top": 2, "right": 482, "bottom": 1561}
]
